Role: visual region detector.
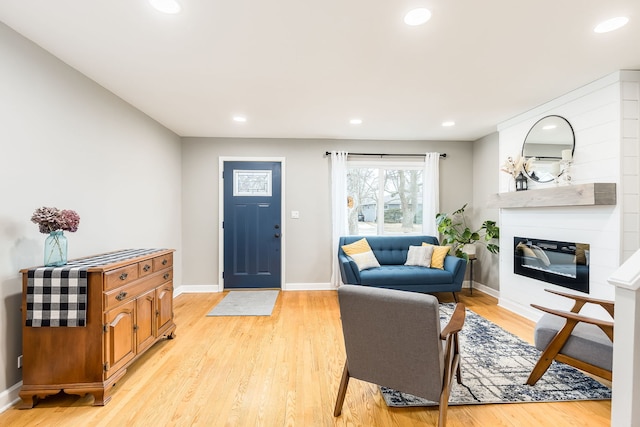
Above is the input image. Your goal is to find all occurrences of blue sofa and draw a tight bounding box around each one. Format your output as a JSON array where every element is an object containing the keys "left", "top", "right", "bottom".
[{"left": 338, "top": 235, "right": 467, "bottom": 298}]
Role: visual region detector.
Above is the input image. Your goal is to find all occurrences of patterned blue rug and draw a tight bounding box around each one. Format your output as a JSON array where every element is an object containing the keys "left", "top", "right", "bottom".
[{"left": 381, "top": 303, "right": 611, "bottom": 406}]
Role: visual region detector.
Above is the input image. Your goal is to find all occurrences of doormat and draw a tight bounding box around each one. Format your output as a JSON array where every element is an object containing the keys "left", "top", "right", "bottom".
[
  {"left": 381, "top": 303, "right": 611, "bottom": 406},
  {"left": 206, "top": 290, "right": 279, "bottom": 316}
]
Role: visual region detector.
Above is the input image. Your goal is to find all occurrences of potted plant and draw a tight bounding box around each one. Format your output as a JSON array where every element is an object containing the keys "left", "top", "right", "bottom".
[{"left": 436, "top": 204, "right": 499, "bottom": 260}]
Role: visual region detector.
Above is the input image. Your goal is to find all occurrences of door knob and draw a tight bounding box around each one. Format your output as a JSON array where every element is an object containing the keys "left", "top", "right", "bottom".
[
  {"left": 274, "top": 224, "right": 280, "bottom": 229},
  {"left": 275, "top": 233, "right": 281, "bottom": 238}
]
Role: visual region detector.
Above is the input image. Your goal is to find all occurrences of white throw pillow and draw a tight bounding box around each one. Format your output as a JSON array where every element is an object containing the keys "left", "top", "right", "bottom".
[
  {"left": 404, "top": 245, "right": 434, "bottom": 268},
  {"left": 350, "top": 250, "right": 381, "bottom": 271}
]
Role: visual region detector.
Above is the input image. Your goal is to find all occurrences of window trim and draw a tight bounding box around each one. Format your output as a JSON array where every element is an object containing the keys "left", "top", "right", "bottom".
[{"left": 347, "top": 159, "right": 426, "bottom": 236}]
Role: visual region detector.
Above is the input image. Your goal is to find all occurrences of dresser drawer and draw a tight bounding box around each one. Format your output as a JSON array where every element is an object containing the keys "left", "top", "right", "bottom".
[
  {"left": 138, "top": 260, "right": 154, "bottom": 278},
  {"left": 153, "top": 253, "right": 173, "bottom": 272},
  {"left": 105, "top": 264, "right": 139, "bottom": 291},
  {"left": 104, "top": 270, "right": 173, "bottom": 310}
]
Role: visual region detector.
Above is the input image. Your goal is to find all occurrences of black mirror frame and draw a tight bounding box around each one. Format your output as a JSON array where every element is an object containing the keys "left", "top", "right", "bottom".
[{"left": 522, "top": 115, "right": 575, "bottom": 183}]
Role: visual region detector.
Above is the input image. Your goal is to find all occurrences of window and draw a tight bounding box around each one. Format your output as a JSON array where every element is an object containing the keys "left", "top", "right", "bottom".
[{"left": 347, "top": 161, "right": 424, "bottom": 235}]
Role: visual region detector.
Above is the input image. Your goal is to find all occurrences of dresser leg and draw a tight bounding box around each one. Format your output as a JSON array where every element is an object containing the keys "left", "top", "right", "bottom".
[
  {"left": 18, "top": 388, "right": 61, "bottom": 409},
  {"left": 17, "top": 393, "right": 36, "bottom": 409}
]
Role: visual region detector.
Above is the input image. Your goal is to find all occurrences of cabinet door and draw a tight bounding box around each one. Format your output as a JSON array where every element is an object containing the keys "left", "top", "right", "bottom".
[
  {"left": 104, "top": 301, "right": 136, "bottom": 378},
  {"left": 136, "top": 289, "right": 156, "bottom": 353},
  {"left": 156, "top": 283, "right": 173, "bottom": 336}
]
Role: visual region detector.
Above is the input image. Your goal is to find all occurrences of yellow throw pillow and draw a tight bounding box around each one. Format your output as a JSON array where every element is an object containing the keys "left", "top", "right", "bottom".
[
  {"left": 422, "top": 243, "right": 450, "bottom": 270},
  {"left": 342, "top": 238, "right": 372, "bottom": 256}
]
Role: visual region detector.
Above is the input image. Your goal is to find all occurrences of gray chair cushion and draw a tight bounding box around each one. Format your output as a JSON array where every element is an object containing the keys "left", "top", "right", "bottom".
[{"left": 534, "top": 313, "right": 612, "bottom": 371}]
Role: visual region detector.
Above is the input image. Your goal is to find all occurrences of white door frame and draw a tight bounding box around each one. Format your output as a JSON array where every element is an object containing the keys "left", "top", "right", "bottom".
[{"left": 218, "top": 156, "right": 286, "bottom": 292}]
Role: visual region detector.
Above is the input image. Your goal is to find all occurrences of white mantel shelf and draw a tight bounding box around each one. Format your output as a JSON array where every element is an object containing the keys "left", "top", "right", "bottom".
[{"left": 488, "top": 183, "right": 617, "bottom": 208}]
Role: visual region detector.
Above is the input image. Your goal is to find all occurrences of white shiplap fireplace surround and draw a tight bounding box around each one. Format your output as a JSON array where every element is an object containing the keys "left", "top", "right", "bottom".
[{"left": 496, "top": 70, "right": 640, "bottom": 322}]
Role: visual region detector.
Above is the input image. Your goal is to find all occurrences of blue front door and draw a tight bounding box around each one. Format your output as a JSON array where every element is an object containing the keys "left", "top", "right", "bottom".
[{"left": 223, "top": 161, "right": 282, "bottom": 288}]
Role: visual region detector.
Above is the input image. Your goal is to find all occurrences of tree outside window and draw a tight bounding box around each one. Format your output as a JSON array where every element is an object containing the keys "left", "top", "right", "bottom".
[{"left": 347, "top": 164, "right": 423, "bottom": 235}]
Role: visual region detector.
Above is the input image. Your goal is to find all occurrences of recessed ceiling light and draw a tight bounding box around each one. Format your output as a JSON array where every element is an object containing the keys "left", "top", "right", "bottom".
[
  {"left": 233, "top": 116, "right": 247, "bottom": 123},
  {"left": 149, "top": 0, "right": 181, "bottom": 14},
  {"left": 404, "top": 8, "right": 432, "bottom": 26},
  {"left": 350, "top": 118, "right": 363, "bottom": 125},
  {"left": 594, "top": 17, "right": 629, "bottom": 33},
  {"left": 441, "top": 121, "right": 455, "bottom": 127}
]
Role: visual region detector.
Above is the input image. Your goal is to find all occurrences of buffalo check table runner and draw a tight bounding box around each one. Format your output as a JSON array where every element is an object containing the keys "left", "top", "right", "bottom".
[{"left": 26, "top": 248, "right": 165, "bottom": 327}]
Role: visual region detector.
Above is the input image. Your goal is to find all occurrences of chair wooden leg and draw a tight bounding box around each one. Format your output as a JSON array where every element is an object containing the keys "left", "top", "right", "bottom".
[
  {"left": 438, "top": 390, "right": 449, "bottom": 427},
  {"left": 334, "top": 361, "right": 350, "bottom": 417},
  {"left": 454, "top": 334, "right": 463, "bottom": 384},
  {"left": 439, "top": 331, "right": 462, "bottom": 427},
  {"left": 452, "top": 292, "right": 458, "bottom": 303},
  {"left": 526, "top": 319, "right": 578, "bottom": 386},
  {"left": 439, "top": 353, "right": 458, "bottom": 427}
]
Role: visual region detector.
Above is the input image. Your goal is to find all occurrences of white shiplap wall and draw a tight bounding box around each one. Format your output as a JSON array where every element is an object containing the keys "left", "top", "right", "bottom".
[
  {"left": 622, "top": 77, "right": 640, "bottom": 261},
  {"left": 496, "top": 71, "right": 640, "bottom": 321}
]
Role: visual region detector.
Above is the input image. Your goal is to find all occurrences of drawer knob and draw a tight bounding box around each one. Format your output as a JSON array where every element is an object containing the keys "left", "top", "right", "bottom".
[
  {"left": 143, "top": 264, "right": 151, "bottom": 272},
  {"left": 162, "top": 259, "right": 168, "bottom": 266},
  {"left": 163, "top": 273, "right": 170, "bottom": 280},
  {"left": 119, "top": 273, "right": 128, "bottom": 281},
  {"left": 115, "top": 291, "right": 128, "bottom": 301}
]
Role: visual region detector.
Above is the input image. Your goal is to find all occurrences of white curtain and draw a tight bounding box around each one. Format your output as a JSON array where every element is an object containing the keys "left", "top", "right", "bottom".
[
  {"left": 330, "top": 151, "right": 349, "bottom": 288},
  {"left": 422, "top": 152, "right": 440, "bottom": 236}
]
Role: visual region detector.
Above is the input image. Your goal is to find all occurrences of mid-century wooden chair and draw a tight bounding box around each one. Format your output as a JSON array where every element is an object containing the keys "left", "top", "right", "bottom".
[
  {"left": 334, "top": 285, "right": 465, "bottom": 427},
  {"left": 526, "top": 288, "right": 614, "bottom": 386}
]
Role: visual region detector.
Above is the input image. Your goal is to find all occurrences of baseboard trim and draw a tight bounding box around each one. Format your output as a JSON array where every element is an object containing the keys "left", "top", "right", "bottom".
[
  {"left": 0, "top": 381, "right": 21, "bottom": 413},
  {"left": 174, "top": 283, "right": 335, "bottom": 295},
  {"left": 498, "top": 297, "right": 542, "bottom": 322},
  {"left": 468, "top": 282, "right": 500, "bottom": 299},
  {"left": 283, "top": 283, "right": 334, "bottom": 291},
  {"left": 174, "top": 284, "right": 220, "bottom": 296}
]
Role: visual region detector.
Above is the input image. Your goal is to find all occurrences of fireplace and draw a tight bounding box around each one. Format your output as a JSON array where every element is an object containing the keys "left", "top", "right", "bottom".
[{"left": 513, "top": 237, "right": 589, "bottom": 293}]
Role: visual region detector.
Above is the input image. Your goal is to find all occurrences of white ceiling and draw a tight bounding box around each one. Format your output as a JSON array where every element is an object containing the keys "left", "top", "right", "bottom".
[{"left": 1, "top": 0, "right": 639, "bottom": 141}]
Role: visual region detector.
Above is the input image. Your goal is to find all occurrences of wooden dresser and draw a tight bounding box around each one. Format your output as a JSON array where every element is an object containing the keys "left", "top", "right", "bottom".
[{"left": 19, "top": 249, "right": 176, "bottom": 408}]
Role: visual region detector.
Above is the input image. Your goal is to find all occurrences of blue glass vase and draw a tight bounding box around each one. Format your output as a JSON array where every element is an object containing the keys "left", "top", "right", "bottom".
[{"left": 44, "top": 230, "right": 67, "bottom": 267}]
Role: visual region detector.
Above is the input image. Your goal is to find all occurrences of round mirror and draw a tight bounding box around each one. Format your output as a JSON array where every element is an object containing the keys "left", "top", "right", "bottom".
[{"left": 522, "top": 115, "right": 574, "bottom": 183}]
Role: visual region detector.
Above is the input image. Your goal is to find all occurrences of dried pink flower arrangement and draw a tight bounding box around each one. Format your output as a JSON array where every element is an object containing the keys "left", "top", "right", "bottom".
[{"left": 31, "top": 207, "right": 80, "bottom": 233}]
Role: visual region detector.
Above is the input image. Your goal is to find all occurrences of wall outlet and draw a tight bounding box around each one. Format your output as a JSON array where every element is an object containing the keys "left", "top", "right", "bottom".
[
  {"left": 291, "top": 210, "right": 300, "bottom": 219},
  {"left": 17, "top": 355, "right": 23, "bottom": 369}
]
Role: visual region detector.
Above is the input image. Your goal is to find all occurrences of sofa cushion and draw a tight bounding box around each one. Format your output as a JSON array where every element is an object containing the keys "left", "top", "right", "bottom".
[
  {"left": 404, "top": 245, "right": 434, "bottom": 267},
  {"left": 359, "top": 265, "right": 454, "bottom": 286},
  {"left": 534, "top": 313, "right": 612, "bottom": 371},
  {"left": 350, "top": 250, "right": 381, "bottom": 271}
]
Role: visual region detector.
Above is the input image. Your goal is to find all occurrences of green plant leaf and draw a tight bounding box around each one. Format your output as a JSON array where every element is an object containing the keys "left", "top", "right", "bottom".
[{"left": 435, "top": 204, "right": 500, "bottom": 257}]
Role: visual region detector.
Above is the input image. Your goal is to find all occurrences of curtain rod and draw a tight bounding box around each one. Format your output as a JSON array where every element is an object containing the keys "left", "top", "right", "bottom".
[{"left": 324, "top": 152, "right": 447, "bottom": 158}]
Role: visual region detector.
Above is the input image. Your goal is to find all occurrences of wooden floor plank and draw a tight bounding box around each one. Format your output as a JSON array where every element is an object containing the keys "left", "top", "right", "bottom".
[{"left": 0, "top": 289, "right": 611, "bottom": 426}]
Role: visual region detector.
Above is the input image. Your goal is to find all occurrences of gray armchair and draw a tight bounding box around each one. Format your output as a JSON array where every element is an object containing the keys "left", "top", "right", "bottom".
[
  {"left": 526, "top": 288, "right": 614, "bottom": 385},
  {"left": 334, "top": 285, "right": 465, "bottom": 427}
]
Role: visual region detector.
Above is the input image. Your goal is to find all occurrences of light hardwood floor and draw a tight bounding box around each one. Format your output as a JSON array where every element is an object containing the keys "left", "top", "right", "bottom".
[{"left": 1, "top": 289, "right": 611, "bottom": 426}]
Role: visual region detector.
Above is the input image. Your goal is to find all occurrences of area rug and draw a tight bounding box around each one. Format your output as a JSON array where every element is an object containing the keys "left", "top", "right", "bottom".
[
  {"left": 381, "top": 303, "right": 611, "bottom": 407},
  {"left": 206, "top": 290, "right": 279, "bottom": 316}
]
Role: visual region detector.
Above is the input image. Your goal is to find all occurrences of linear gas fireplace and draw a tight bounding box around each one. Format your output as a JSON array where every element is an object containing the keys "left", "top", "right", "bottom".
[{"left": 514, "top": 237, "right": 589, "bottom": 293}]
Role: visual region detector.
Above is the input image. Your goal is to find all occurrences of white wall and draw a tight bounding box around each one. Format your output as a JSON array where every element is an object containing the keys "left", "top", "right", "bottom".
[
  {"left": 181, "top": 137, "right": 474, "bottom": 290},
  {"left": 497, "top": 71, "right": 640, "bottom": 320},
  {"left": 0, "top": 22, "right": 182, "bottom": 406}
]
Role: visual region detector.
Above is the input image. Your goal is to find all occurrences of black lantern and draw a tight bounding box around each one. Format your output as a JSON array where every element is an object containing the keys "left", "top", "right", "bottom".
[{"left": 515, "top": 171, "right": 528, "bottom": 191}]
